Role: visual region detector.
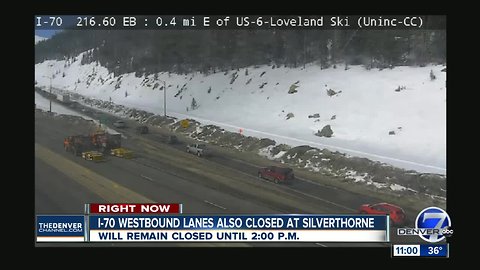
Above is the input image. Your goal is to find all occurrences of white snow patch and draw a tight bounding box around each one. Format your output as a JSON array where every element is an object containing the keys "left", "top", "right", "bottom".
[
  {"left": 390, "top": 183, "right": 407, "bottom": 191},
  {"left": 35, "top": 35, "right": 48, "bottom": 44},
  {"left": 274, "top": 151, "right": 287, "bottom": 159},
  {"left": 258, "top": 145, "right": 288, "bottom": 160},
  {"left": 372, "top": 182, "right": 388, "bottom": 189},
  {"left": 304, "top": 160, "right": 321, "bottom": 172},
  {"left": 345, "top": 170, "right": 367, "bottom": 183},
  {"left": 258, "top": 145, "right": 275, "bottom": 159}
]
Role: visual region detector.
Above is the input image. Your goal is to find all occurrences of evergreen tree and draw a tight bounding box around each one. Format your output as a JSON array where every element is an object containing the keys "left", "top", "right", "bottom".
[
  {"left": 35, "top": 17, "right": 446, "bottom": 73},
  {"left": 191, "top": 97, "right": 198, "bottom": 110}
]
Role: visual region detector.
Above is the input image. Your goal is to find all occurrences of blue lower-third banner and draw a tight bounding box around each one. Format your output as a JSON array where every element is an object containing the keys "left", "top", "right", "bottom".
[{"left": 88, "top": 215, "right": 389, "bottom": 242}]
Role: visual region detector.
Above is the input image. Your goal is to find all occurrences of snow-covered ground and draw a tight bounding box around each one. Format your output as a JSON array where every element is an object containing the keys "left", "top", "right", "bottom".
[
  {"left": 35, "top": 52, "right": 446, "bottom": 174},
  {"left": 35, "top": 35, "right": 47, "bottom": 44}
]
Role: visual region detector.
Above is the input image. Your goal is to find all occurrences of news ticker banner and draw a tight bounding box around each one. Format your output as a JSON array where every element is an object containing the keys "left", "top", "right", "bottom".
[
  {"left": 37, "top": 211, "right": 389, "bottom": 242},
  {"left": 392, "top": 244, "right": 449, "bottom": 258}
]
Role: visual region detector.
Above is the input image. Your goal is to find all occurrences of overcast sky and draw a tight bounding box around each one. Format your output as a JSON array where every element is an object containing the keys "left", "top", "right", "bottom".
[{"left": 35, "top": 30, "right": 59, "bottom": 38}]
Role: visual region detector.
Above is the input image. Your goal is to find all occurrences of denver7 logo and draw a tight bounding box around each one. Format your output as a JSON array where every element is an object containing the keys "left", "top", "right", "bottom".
[{"left": 416, "top": 207, "right": 452, "bottom": 243}]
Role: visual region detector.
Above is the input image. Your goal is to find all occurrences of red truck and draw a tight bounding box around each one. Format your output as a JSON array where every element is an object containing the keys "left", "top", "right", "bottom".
[
  {"left": 64, "top": 135, "right": 94, "bottom": 156},
  {"left": 90, "top": 132, "right": 121, "bottom": 153},
  {"left": 258, "top": 166, "right": 295, "bottom": 184}
]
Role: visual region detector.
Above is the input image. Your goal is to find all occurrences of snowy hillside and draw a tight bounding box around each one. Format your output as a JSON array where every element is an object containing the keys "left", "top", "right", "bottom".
[
  {"left": 34, "top": 52, "right": 446, "bottom": 174},
  {"left": 35, "top": 35, "right": 48, "bottom": 44}
]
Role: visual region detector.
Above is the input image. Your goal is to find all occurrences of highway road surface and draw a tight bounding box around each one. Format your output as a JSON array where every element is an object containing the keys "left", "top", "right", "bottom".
[{"left": 35, "top": 99, "right": 427, "bottom": 247}]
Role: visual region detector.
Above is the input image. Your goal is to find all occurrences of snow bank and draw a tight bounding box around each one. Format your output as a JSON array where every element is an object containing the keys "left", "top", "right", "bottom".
[{"left": 35, "top": 54, "right": 446, "bottom": 174}]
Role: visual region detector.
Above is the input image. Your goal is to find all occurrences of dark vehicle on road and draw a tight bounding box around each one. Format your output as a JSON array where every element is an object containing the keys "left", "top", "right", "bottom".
[
  {"left": 186, "top": 143, "right": 209, "bottom": 157},
  {"left": 113, "top": 120, "right": 126, "bottom": 128},
  {"left": 136, "top": 125, "right": 149, "bottom": 134},
  {"left": 166, "top": 135, "right": 178, "bottom": 144},
  {"left": 359, "top": 203, "right": 407, "bottom": 226},
  {"left": 258, "top": 166, "right": 294, "bottom": 184}
]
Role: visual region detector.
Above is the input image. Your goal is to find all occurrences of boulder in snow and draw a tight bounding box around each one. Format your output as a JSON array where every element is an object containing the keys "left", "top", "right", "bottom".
[
  {"left": 316, "top": 125, "right": 334, "bottom": 137},
  {"left": 308, "top": 113, "right": 320, "bottom": 119},
  {"left": 286, "top": 113, "right": 294, "bottom": 120},
  {"left": 288, "top": 84, "right": 299, "bottom": 94},
  {"left": 395, "top": 85, "right": 406, "bottom": 92},
  {"left": 326, "top": 89, "right": 337, "bottom": 97}
]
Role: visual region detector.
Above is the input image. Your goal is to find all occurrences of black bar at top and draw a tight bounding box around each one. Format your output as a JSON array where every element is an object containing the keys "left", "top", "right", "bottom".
[{"left": 34, "top": 15, "right": 446, "bottom": 30}]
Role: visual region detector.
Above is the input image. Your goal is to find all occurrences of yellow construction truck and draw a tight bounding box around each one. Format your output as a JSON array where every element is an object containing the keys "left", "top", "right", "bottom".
[
  {"left": 82, "top": 151, "right": 105, "bottom": 162},
  {"left": 110, "top": 147, "right": 134, "bottom": 159}
]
